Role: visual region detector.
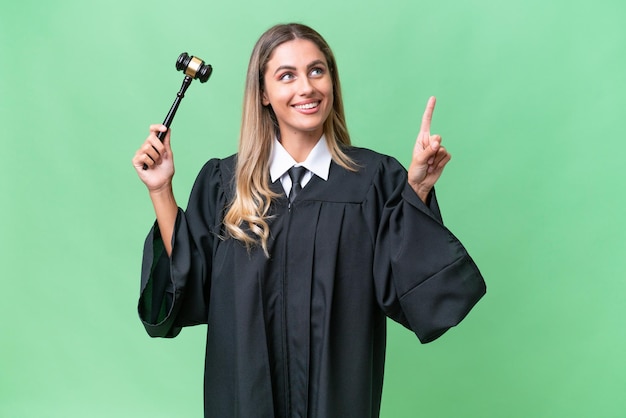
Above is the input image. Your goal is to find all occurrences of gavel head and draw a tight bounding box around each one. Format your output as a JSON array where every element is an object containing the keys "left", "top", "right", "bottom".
[{"left": 176, "top": 52, "right": 212, "bottom": 83}]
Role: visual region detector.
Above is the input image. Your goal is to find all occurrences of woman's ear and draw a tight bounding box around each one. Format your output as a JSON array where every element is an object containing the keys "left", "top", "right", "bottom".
[{"left": 262, "top": 91, "right": 270, "bottom": 106}]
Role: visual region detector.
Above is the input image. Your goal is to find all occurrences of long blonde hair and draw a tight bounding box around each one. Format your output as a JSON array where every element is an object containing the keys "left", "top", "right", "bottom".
[{"left": 223, "top": 23, "right": 356, "bottom": 255}]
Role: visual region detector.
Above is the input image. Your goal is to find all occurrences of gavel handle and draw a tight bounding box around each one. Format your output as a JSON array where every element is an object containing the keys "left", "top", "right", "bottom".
[{"left": 143, "top": 75, "right": 194, "bottom": 170}]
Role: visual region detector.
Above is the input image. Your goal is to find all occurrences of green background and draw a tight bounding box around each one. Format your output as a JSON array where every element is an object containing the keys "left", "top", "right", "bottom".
[{"left": 1, "top": 0, "right": 624, "bottom": 417}]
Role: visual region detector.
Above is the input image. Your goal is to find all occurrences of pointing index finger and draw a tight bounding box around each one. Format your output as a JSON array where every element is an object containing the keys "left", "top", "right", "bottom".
[{"left": 420, "top": 96, "right": 436, "bottom": 135}]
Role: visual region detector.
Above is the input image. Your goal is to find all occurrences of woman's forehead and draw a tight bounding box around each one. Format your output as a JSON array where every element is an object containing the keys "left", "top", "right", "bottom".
[{"left": 266, "top": 39, "right": 327, "bottom": 69}]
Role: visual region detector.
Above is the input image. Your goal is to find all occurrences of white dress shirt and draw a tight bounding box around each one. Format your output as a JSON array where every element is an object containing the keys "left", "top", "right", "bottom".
[{"left": 269, "top": 135, "right": 332, "bottom": 198}]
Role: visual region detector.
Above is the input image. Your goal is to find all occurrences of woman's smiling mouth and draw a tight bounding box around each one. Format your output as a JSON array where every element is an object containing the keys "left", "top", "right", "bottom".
[{"left": 293, "top": 101, "right": 320, "bottom": 110}]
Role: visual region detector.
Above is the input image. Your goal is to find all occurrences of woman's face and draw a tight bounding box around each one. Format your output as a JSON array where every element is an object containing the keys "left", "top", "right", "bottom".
[{"left": 262, "top": 39, "right": 333, "bottom": 143}]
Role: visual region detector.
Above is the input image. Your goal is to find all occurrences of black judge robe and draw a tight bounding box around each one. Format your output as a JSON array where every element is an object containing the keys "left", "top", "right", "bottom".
[{"left": 138, "top": 147, "right": 486, "bottom": 418}]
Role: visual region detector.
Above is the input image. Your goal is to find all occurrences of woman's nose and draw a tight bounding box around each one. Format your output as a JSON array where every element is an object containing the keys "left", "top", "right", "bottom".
[{"left": 297, "top": 76, "right": 314, "bottom": 95}]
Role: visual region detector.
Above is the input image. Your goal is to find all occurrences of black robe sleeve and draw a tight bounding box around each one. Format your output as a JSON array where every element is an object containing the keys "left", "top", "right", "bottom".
[
  {"left": 370, "top": 155, "right": 486, "bottom": 343},
  {"left": 137, "top": 158, "right": 228, "bottom": 338}
]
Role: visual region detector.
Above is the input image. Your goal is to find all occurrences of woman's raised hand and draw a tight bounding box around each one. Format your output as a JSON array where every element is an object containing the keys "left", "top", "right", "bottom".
[
  {"left": 407, "top": 96, "right": 451, "bottom": 203},
  {"left": 132, "top": 124, "right": 175, "bottom": 192}
]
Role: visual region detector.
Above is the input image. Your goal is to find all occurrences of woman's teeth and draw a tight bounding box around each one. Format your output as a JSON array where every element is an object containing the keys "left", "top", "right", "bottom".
[{"left": 294, "top": 102, "right": 319, "bottom": 110}]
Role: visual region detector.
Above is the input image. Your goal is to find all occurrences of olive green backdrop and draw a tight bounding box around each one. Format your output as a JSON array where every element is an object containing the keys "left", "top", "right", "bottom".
[{"left": 1, "top": 0, "right": 624, "bottom": 417}]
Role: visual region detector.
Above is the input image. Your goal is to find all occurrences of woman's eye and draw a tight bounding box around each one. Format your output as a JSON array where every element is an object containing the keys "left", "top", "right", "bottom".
[
  {"left": 279, "top": 72, "right": 295, "bottom": 81},
  {"left": 310, "top": 67, "right": 324, "bottom": 77}
]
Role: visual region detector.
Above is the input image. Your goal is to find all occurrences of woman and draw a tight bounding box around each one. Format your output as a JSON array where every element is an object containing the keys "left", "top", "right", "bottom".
[{"left": 132, "top": 23, "right": 486, "bottom": 418}]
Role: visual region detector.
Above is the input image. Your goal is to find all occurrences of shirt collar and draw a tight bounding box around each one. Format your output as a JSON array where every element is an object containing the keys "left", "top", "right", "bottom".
[{"left": 269, "top": 135, "right": 332, "bottom": 183}]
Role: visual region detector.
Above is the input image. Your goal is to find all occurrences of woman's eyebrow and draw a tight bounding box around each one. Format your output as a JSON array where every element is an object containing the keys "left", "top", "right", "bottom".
[
  {"left": 273, "top": 65, "right": 296, "bottom": 75},
  {"left": 273, "top": 60, "right": 327, "bottom": 75},
  {"left": 307, "top": 60, "right": 327, "bottom": 69}
]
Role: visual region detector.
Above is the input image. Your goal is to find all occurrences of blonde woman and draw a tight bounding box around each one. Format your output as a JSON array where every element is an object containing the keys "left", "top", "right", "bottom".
[{"left": 133, "top": 23, "right": 486, "bottom": 418}]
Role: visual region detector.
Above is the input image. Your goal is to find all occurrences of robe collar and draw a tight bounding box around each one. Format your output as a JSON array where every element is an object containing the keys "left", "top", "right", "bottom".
[{"left": 269, "top": 135, "right": 332, "bottom": 186}]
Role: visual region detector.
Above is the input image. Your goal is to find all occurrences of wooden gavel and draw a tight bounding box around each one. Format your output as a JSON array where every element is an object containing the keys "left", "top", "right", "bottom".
[{"left": 143, "top": 52, "right": 212, "bottom": 170}]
